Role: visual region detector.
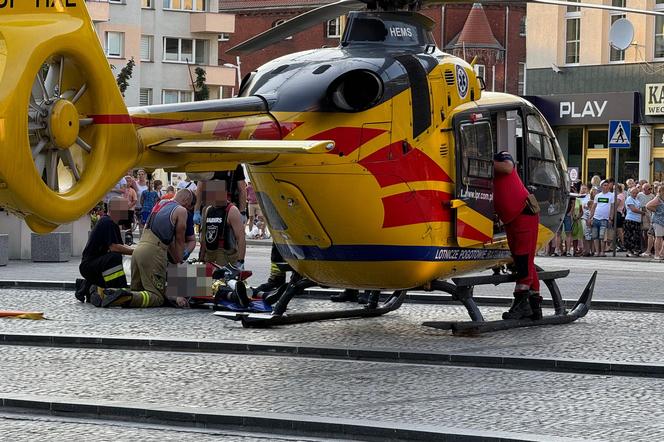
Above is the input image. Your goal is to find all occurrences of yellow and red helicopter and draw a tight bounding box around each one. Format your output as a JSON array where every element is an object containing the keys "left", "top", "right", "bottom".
[{"left": 0, "top": 0, "right": 656, "bottom": 331}]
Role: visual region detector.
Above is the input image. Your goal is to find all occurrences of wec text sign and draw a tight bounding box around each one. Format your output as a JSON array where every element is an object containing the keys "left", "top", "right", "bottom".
[{"left": 646, "top": 83, "right": 664, "bottom": 116}]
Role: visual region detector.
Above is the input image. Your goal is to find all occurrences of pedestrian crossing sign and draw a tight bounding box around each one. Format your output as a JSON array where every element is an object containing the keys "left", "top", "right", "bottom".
[{"left": 608, "top": 120, "right": 631, "bottom": 148}]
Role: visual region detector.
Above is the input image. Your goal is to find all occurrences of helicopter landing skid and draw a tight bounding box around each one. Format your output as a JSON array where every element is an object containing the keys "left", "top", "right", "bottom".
[
  {"left": 423, "top": 270, "right": 597, "bottom": 336},
  {"left": 213, "top": 278, "right": 407, "bottom": 328}
]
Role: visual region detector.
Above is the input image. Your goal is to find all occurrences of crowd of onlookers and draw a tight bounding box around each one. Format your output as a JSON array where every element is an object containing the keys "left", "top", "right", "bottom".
[
  {"left": 93, "top": 169, "right": 267, "bottom": 242},
  {"left": 544, "top": 175, "right": 664, "bottom": 259}
]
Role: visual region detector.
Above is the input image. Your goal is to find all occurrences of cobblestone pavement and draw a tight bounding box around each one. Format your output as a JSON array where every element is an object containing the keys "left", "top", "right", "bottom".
[
  {"left": 1, "top": 345, "right": 663, "bottom": 441},
  {"left": 0, "top": 288, "right": 662, "bottom": 365},
  {"left": 2, "top": 252, "right": 664, "bottom": 303},
  {"left": 0, "top": 413, "right": 327, "bottom": 442}
]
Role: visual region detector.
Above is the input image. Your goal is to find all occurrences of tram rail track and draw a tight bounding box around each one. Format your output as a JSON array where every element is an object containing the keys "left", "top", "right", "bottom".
[
  {"left": 0, "top": 332, "right": 661, "bottom": 379},
  {"left": 2, "top": 280, "right": 664, "bottom": 313}
]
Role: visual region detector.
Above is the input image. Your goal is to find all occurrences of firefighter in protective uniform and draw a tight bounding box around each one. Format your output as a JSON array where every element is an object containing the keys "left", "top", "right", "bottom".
[
  {"left": 91, "top": 189, "right": 196, "bottom": 308},
  {"left": 493, "top": 151, "right": 543, "bottom": 320},
  {"left": 76, "top": 198, "right": 134, "bottom": 302},
  {"left": 199, "top": 180, "right": 246, "bottom": 268}
]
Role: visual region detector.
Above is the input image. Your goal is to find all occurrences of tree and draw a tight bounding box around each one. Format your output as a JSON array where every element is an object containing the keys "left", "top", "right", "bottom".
[
  {"left": 116, "top": 57, "right": 135, "bottom": 97},
  {"left": 194, "top": 67, "right": 209, "bottom": 101}
]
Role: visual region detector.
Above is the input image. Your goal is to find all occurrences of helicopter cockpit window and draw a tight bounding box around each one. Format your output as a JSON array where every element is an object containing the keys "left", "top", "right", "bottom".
[
  {"left": 346, "top": 18, "right": 429, "bottom": 46},
  {"left": 460, "top": 121, "right": 493, "bottom": 183},
  {"left": 526, "top": 114, "right": 560, "bottom": 188}
]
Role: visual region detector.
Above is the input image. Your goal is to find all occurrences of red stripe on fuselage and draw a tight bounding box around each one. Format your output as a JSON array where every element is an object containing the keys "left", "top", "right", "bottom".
[
  {"left": 359, "top": 142, "right": 452, "bottom": 188},
  {"left": 457, "top": 219, "right": 493, "bottom": 243},
  {"left": 382, "top": 190, "right": 451, "bottom": 228},
  {"left": 308, "top": 127, "right": 385, "bottom": 156}
]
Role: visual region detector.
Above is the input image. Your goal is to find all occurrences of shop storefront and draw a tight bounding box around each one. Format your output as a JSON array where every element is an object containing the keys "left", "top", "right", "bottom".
[
  {"left": 645, "top": 84, "right": 664, "bottom": 183},
  {"left": 527, "top": 92, "right": 640, "bottom": 183}
]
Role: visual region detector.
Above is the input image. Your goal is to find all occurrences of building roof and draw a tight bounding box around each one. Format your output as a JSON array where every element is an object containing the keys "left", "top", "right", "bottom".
[
  {"left": 218, "top": 0, "right": 336, "bottom": 12},
  {"left": 445, "top": 3, "right": 504, "bottom": 51}
]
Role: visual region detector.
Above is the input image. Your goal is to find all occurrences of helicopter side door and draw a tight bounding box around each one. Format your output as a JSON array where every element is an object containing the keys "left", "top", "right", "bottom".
[{"left": 453, "top": 117, "right": 495, "bottom": 247}]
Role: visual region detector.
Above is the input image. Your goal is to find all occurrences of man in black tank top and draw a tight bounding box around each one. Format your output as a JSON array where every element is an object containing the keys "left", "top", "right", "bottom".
[{"left": 199, "top": 180, "right": 246, "bottom": 267}]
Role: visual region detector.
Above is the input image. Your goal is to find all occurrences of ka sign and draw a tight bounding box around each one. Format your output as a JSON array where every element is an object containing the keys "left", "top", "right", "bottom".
[{"left": 645, "top": 83, "right": 664, "bottom": 115}]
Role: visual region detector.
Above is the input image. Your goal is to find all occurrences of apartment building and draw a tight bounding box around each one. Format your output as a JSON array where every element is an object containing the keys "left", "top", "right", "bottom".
[
  {"left": 85, "top": 0, "right": 236, "bottom": 106},
  {"left": 526, "top": 0, "right": 664, "bottom": 182}
]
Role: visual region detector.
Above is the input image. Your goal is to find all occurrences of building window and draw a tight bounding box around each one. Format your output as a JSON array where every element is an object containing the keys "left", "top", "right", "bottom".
[
  {"left": 162, "top": 89, "right": 193, "bottom": 104},
  {"left": 139, "top": 88, "right": 153, "bottom": 106},
  {"left": 140, "top": 35, "right": 154, "bottom": 62},
  {"left": 163, "top": 0, "right": 206, "bottom": 12},
  {"left": 565, "top": 0, "right": 580, "bottom": 65},
  {"left": 218, "top": 33, "right": 230, "bottom": 41},
  {"left": 163, "top": 37, "right": 208, "bottom": 64},
  {"left": 273, "top": 19, "right": 293, "bottom": 40},
  {"left": 519, "top": 16, "right": 526, "bottom": 37},
  {"left": 327, "top": 18, "right": 341, "bottom": 38},
  {"left": 106, "top": 31, "right": 124, "bottom": 58},
  {"left": 656, "top": 0, "right": 664, "bottom": 58},
  {"left": 609, "top": 0, "right": 625, "bottom": 62},
  {"left": 518, "top": 62, "right": 525, "bottom": 95},
  {"left": 473, "top": 64, "right": 485, "bottom": 81},
  {"left": 109, "top": 0, "right": 124, "bottom": 4},
  {"left": 142, "top": 0, "right": 152, "bottom": 8}
]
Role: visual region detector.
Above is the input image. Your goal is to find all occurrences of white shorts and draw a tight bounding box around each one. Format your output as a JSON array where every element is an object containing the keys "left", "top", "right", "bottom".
[{"left": 654, "top": 223, "right": 664, "bottom": 238}]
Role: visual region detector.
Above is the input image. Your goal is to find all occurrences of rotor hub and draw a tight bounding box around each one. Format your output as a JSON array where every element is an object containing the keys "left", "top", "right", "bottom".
[{"left": 47, "top": 99, "right": 79, "bottom": 149}]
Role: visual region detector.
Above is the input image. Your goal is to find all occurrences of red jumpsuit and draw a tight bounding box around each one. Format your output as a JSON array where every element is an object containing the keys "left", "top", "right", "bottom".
[{"left": 494, "top": 166, "right": 540, "bottom": 293}]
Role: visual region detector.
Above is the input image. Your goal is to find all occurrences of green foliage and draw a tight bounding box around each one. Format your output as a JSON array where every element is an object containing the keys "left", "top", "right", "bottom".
[
  {"left": 116, "top": 57, "right": 136, "bottom": 96},
  {"left": 194, "top": 67, "right": 210, "bottom": 101}
]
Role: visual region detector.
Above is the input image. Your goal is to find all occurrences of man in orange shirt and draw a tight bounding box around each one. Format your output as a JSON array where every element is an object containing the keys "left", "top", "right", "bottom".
[{"left": 493, "top": 151, "right": 542, "bottom": 320}]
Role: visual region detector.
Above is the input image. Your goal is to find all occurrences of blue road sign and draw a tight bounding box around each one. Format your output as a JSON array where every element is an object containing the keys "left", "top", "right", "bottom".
[{"left": 608, "top": 120, "right": 631, "bottom": 149}]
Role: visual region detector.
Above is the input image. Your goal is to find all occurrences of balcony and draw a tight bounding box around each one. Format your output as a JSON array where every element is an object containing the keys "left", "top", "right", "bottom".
[
  {"left": 190, "top": 12, "right": 235, "bottom": 34},
  {"left": 204, "top": 65, "right": 236, "bottom": 87},
  {"left": 85, "top": 0, "right": 110, "bottom": 22}
]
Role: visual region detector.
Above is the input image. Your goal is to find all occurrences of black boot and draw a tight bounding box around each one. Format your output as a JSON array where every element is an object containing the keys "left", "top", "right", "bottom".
[
  {"left": 529, "top": 292, "right": 543, "bottom": 320},
  {"left": 502, "top": 291, "right": 533, "bottom": 320},
  {"left": 75, "top": 278, "right": 91, "bottom": 303},
  {"left": 330, "top": 289, "right": 359, "bottom": 303}
]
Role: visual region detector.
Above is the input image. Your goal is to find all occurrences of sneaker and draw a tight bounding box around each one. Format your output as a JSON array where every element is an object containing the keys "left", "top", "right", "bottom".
[
  {"left": 655, "top": 256, "right": 664, "bottom": 261},
  {"left": 641, "top": 252, "right": 652, "bottom": 257},
  {"left": 566, "top": 251, "right": 573, "bottom": 257},
  {"left": 255, "top": 275, "right": 286, "bottom": 294}
]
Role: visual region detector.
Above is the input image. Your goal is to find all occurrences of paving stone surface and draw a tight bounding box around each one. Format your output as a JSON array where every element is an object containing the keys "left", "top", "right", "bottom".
[
  {"left": 1, "top": 346, "right": 663, "bottom": 441},
  {"left": 0, "top": 288, "right": 662, "bottom": 365},
  {"left": 1, "top": 251, "right": 664, "bottom": 303},
  {"left": 0, "top": 413, "right": 322, "bottom": 442}
]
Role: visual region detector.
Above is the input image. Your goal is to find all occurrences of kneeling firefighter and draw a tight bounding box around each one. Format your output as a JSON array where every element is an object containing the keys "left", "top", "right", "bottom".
[
  {"left": 91, "top": 189, "right": 196, "bottom": 308},
  {"left": 493, "top": 151, "right": 543, "bottom": 320}
]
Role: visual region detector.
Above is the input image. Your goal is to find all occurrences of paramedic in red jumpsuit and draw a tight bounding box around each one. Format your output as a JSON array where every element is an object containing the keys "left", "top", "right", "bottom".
[{"left": 493, "top": 151, "right": 543, "bottom": 320}]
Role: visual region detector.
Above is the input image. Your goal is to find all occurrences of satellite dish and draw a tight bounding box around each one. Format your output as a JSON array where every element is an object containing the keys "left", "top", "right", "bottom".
[{"left": 609, "top": 18, "right": 634, "bottom": 51}]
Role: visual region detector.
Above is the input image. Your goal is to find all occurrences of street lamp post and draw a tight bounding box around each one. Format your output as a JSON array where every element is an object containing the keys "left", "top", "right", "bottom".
[{"left": 222, "top": 56, "right": 242, "bottom": 97}]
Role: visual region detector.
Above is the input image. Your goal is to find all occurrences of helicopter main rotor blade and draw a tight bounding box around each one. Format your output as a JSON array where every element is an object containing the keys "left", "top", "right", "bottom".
[
  {"left": 530, "top": 0, "right": 664, "bottom": 16},
  {"left": 228, "top": 0, "right": 366, "bottom": 55},
  {"left": 419, "top": 0, "right": 664, "bottom": 16}
]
